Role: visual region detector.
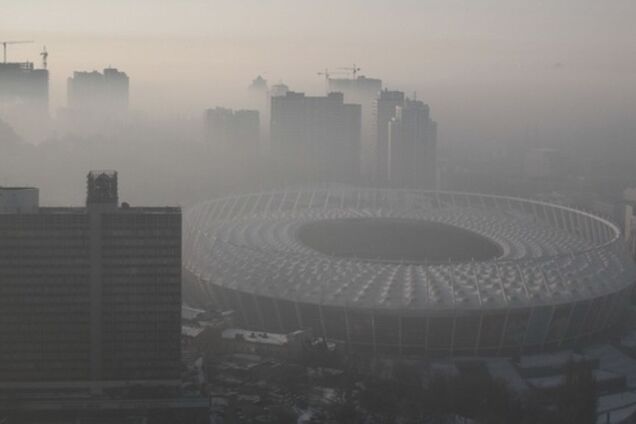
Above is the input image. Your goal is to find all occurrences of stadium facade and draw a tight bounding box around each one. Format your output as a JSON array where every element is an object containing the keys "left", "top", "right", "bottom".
[{"left": 184, "top": 188, "right": 636, "bottom": 356}]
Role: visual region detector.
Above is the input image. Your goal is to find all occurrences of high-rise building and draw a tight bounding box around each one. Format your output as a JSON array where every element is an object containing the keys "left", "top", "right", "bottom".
[
  {"left": 327, "top": 75, "right": 382, "bottom": 179},
  {"left": 0, "top": 61, "right": 49, "bottom": 141},
  {"left": 204, "top": 107, "right": 260, "bottom": 154},
  {"left": 375, "top": 89, "right": 405, "bottom": 184},
  {"left": 271, "top": 91, "right": 361, "bottom": 182},
  {"left": 248, "top": 75, "right": 269, "bottom": 143},
  {"left": 0, "top": 171, "right": 181, "bottom": 396},
  {"left": 269, "top": 83, "right": 289, "bottom": 99},
  {"left": 388, "top": 99, "right": 437, "bottom": 189},
  {"left": 67, "top": 67, "right": 129, "bottom": 115}
]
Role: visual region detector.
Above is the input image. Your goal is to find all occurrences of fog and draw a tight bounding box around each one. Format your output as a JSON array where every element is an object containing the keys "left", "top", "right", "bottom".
[
  {"left": 3, "top": 3, "right": 636, "bottom": 422},
  {"left": 1, "top": 0, "right": 636, "bottom": 206}
]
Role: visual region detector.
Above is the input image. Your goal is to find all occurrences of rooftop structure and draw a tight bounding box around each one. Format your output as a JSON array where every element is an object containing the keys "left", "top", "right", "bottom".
[{"left": 0, "top": 186, "right": 39, "bottom": 213}]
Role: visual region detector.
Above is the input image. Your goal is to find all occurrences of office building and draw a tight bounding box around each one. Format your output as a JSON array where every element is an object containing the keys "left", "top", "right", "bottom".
[
  {"left": 0, "top": 171, "right": 181, "bottom": 395},
  {"left": 67, "top": 67, "right": 129, "bottom": 116},
  {"left": 271, "top": 91, "right": 361, "bottom": 182},
  {"left": 204, "top": 107, "right": 260, "bottom": 155},
  {"left": 248, "top": 75, "right": 268, "bottom": 142},
  {"left": 328, "top": 75, "right": 382, "bottom": 179},
  {"left": 388, "top": 98, "right": 438, "bottom": 189},
  {"left": 375, "top": 89, "right": 405, "bottom": 184}
]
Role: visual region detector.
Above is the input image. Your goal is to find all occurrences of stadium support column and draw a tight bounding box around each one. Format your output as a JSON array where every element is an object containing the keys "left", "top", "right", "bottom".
[
  {"left": 474, "top": 313, "right": 484, "bottom": 355},
  {"left": 344, "top": 305, "right": 352, "bottom": 354},
  {"left": 294, "top": 301, "right": 304, "bottom": 329},
  {"left": 273, "top": 299, "right": 284, "bottom": 333},
  {"left": 371, "top": 312, "right": 377, "bottom": 355},
  {"left": 318, "top": 304, "right": 328, "bottom": 339},
  {"left": 398, "top": 315, "right": 403, "bottom": 356}
]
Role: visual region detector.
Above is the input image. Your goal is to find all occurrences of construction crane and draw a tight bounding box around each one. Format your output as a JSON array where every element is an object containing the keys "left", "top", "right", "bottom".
[
  {"left": 338, "top": 64, "right": 361, "bottom": 79},
  {"left": 317, "top": 68, "right": 349, "bottom": 93},
  {"left": 1, "top": 40, "right": 34, "bottom": 64},
  {"left": 317, "top": 68, "right": 347, "bottom": 81},
  {"left": 317, "top": 68, "right": 331, "bottom": 81},
  {"left": 40, "top": 46, "right": 48, "bottom": 69}
]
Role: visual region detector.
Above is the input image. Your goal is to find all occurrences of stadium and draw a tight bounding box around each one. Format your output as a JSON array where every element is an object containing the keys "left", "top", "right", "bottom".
[{"left": 184, "top": 188, "right": 636, "bottom": 356}]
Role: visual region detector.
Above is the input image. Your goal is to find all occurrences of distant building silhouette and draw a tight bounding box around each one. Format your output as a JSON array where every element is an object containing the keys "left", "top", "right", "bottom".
[
  {"left": 388, "top": 98, "right": 437, "bottom": 189},
  {"left": 248, "top": 75, "right": 269, "bottom": 144},
  {"left": 204, "top": 107, "right": 260, "bottom": 156},
  {"left": 327, "top": 76, "right": 382, "bottom": 179},
  {"left": 67, "top": 67, "right": 129, "bottom": 114},
  {"left": 0, "top": 61, "right": 49, "bottom": 141},
  {"left": 375, "top": 89, "right": 405, "bottom": 184},
  {"left": 271, "top": 91, "right": 361, "bottom": 182},
  {"left": 60, "top": 67, "right": 129, "bottom": 135},
  {"left": 0, "top": 171, "right": 181, "bottom": 397}
]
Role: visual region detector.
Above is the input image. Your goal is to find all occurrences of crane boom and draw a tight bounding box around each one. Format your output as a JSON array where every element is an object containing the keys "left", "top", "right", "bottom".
[
  {"left": 1, "top": 40, "right": 34, "bottom": 64},
  {"left": 337, "top": 64, "right": 361, "bottom": 79}
]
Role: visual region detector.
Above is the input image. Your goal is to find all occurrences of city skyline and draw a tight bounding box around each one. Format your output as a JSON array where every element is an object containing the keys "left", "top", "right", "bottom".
[
  {"left": 2, "top": 0, "right": 635, "bottom": 142},
  {"left": 2, "top": 2, "right": 636, "bottom": 422}
]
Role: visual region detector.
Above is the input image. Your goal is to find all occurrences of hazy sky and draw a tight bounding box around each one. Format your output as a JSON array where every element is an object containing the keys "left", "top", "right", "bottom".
[{"left": 2, "top": 1, "right": 636, "bottom": 148}]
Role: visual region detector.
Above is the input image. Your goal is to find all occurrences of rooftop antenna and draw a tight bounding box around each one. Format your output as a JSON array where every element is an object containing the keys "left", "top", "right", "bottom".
[
  {"left": 1, "top": 40, "right": 34, "bottom": 64},
  {"left": 40, "top": 46, "right": 48, "bottom": 70}
]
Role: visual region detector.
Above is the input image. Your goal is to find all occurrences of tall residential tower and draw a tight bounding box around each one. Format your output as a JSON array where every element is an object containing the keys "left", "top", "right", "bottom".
[
  {"left": 271, "top": 91, "right": 361, "bottom": 183},
  {"left": 327, "top": 75, "right": 382, "bottom": 179},
  {"left": 388, "top": 98, "right": 438, "bottom": 189}
]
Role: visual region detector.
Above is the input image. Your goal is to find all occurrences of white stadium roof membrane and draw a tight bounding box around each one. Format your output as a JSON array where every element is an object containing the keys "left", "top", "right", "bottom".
[{"left": 184, "top": 188, "right": 635, "bottom": 312}]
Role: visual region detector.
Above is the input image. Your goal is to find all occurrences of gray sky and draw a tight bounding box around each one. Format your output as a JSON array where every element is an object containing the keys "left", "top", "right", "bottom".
[{"left": 2, "top": 1, "right": 635, "bottom": 148}]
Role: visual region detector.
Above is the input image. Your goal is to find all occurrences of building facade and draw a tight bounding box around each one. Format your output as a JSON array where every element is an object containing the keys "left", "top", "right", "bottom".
[
  {"left": 375, "top": 89, "right": 405, "bottom": 184},
  {"left": 389, "top": 98, "right": 438, "bottom": 189},
  {"left": 67, "top": 68, "right": 129, "bottom": 116},
  {"left": 0, "top": 61, "right": 49, "bottom": 142},
  {"left": 204, "top": 107, "right": 260, "bottom": 154},
  {"left": 0, "top": 171, "right": 181, "bottom": 394},
  {"left": 270, "top": 91, "right": 361, "bottom": 182},
  {"left": 328, "top": 76, "right": 382, "bottom": 179}
]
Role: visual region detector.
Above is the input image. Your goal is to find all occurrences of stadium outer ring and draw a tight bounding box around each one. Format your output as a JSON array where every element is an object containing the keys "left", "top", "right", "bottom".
[{"left": 184, "top": 188, "right": 636, "bottom": 357}]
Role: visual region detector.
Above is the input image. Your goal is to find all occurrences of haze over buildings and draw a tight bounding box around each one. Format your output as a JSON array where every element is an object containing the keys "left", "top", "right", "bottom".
[
  {"left": 67, "top": 67, "right": 129, "bottom": 113},
  {"left": 204, "top": 106, "right": 259, "bottom": 156},
  {"left": 3, "top": 1, "right": 635, "bottom": 149},
  {"left": 0, "top": 58, "right": 49, "bottom": 141},
  {"left": 1, "top": 2, "right": 636, "bottom": 422}
]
